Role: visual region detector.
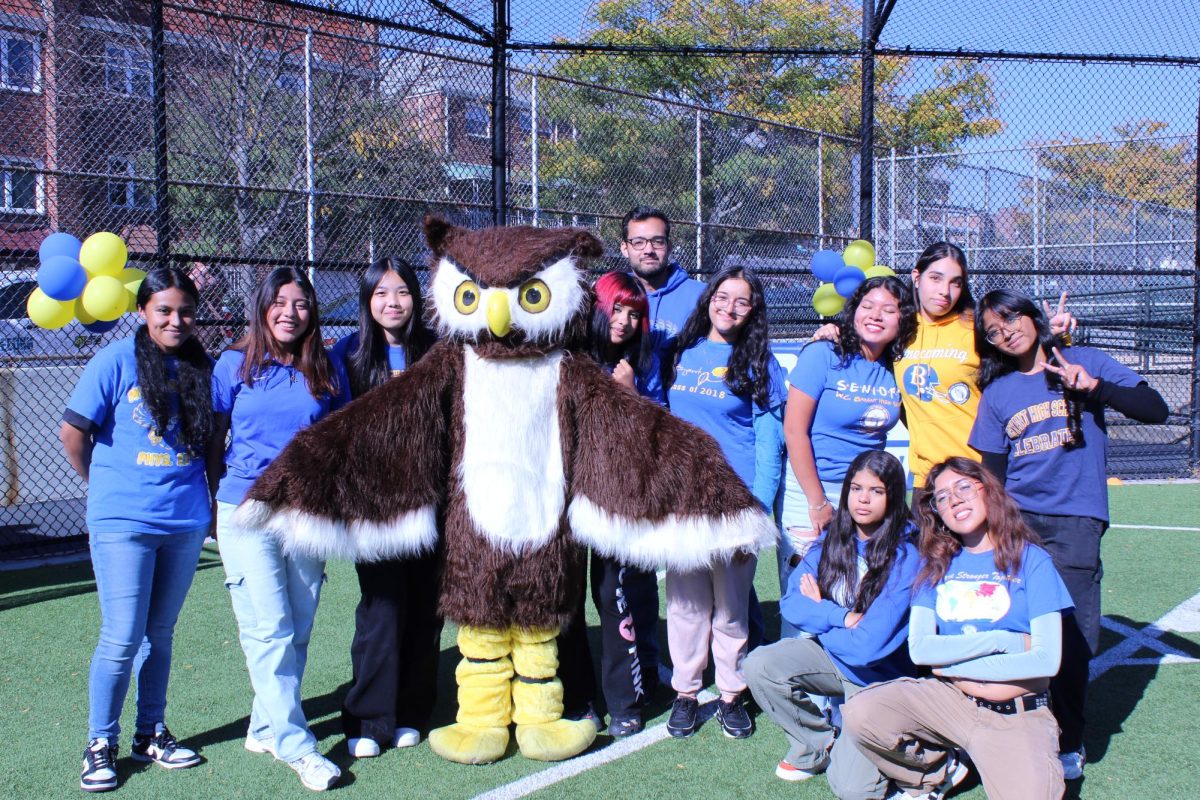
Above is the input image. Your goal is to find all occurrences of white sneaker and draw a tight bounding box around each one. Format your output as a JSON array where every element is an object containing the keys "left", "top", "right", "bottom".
[
  {"left": 244, "top": 734, "right": 276, "bottom": 757},
  {"left": 775, "top": 760, "right": 820, "bottom": 781},
  {"left": 888, "top": 749, "right": 969, "bottom": 800},
  {"left": 392, "top": 727, "right": 420, "bottom": 748},
  {"left": 1059, "top": 748, "right": 1085, "bottom": 780},
  {"left": 288, "top": 752, "right": 341, "bottom": 792},
  {"left": 348, "top": 737, "right": 381, "bottom": 758}
]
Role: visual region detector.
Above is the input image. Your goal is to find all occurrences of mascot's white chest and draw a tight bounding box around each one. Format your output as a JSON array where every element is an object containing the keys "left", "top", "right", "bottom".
[{"left": 459, "top": 347, "right": 565, "bottom": 551}]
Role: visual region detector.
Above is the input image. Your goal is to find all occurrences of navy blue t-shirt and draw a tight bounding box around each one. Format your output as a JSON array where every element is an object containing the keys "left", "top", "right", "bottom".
[
  {"left": 65, "top": 337, "right": 211, "bottom": 534},
  {"left": 969, "top": 346, "right": 1141, "bottom": 521}
]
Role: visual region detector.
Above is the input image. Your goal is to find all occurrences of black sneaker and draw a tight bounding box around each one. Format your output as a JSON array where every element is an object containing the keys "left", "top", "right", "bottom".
[
  {"left": 130, "top": 724, "right": 201, "bottom": 769},
  {"left": 608, "top": 715, "right": 643, "bottom": 738},
  {"left": 81, "top": 738, "right": 117, "bottom": 793},
  {"left": 715, "top": 694, "right": 754, "bottom": 739},
  {"left": 666, "top": 696, "right": 699, "bottom": 738}
]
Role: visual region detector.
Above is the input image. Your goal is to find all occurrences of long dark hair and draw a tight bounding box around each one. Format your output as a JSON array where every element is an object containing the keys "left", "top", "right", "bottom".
[
  {"left": 975, "top": 289, "right": 1083, "bottom": 448},
  {"left": 915, "top": 457, "right": 1042, "bottom": 589},
  {"left": 674, "top": 265, "right": 773, "bottom": 408},
  {"left": 913, "top": 241, "right": 974, "bottom": 320},
  {"left": 817, "top": 450, "right": 912, "bottom": 613},
  {"left": 347, "top": 257, "right": 435, "bottom": 396},
  {"left": 134, "top": 267, "right": 212, "bottom": 455},
  {"left": 589, "top": 271, "right": 653, "bottom": 376},
  {"left": 232, "top": 267, "right": 337, "bottom": 398},
  {"left": 832, "top": 275, "right": 917, "bottom": 368}
]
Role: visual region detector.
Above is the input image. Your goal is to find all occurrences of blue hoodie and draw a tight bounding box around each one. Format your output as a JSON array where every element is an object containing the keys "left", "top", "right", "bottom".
[
  {"left": 780, "top": 534, "right": 921, "bottom": 686},
  {"left": 639, "top": 263, "right": 706, "bottom": 362}
]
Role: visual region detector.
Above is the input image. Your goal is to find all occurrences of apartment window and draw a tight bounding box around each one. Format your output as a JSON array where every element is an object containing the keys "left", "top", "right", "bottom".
[
  {"left": 1, "top": 157, "right": 44, "bottom": 214},
  {"left": 107, "top": 157, "right": 154, "bottom": 209},
  {"left": 1, "top": 34, "right": 39, "bottom": 92},
  {"left": 105, "top": 44, "right": 152, "bottom": 97},
  {"left": 464, "top": 102, "right": 489, "bottom": 138}
]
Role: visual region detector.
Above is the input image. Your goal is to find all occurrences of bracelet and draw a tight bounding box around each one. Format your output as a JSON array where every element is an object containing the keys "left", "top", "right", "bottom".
[{"left": 812, "top": 499, "right": 831, "bottom": 512}]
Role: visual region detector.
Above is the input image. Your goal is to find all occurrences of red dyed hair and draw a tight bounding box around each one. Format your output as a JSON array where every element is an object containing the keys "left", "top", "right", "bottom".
[{"left": 593, "top": 271, "right": 649, "bottom": 337}]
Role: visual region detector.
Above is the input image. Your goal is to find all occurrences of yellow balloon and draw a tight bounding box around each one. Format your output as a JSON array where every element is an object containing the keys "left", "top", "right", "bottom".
[
  {"left": 812, "top": 282, "right": 846, "bottom": 317},
  {"left": 842, "top": 239, "right": 876, "bottom": 272},
  {"left": 81, "top": 275, "right": 129, "bottom": 322},
  {"left": 79, "top": 232, "right": 128, "bottom": 278},
  {"left": 27, "top": 288, "right": 75, "bottom": 330},
  {"left": 864, "top": 264, "right": 896, "bottom": 279},
  {"left": 120, "top": 267, "right": 147, "bottom": 312},
  {"left": 75, "top": 296, "right": 98, "bottom": 325}
]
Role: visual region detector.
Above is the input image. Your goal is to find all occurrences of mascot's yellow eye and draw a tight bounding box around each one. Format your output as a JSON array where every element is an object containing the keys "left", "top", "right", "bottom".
[
  {"left": 518, "top": 279, "right": 551, "bottom": 313},
  {"left": 454, "top": 280, "right": 481, "bottom": 314}
]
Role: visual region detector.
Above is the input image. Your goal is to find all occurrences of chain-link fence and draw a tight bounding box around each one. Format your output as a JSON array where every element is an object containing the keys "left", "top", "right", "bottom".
[{"left": 2, "top": 0, "right": 1197, "bottom": 560}]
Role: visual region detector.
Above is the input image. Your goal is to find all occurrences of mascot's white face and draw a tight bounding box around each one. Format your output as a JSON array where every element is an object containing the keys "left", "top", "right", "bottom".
[{"left": 430, "top": 254, "right": 587, "bottom": 344}]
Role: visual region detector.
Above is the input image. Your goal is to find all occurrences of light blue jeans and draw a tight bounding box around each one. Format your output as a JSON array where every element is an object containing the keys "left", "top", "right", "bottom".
[
  {"left": 216, "top": 501, "right": 325, "bottom": 764},
  {"left": 88, "top": 527, "right": 207, "bottom": 744}
]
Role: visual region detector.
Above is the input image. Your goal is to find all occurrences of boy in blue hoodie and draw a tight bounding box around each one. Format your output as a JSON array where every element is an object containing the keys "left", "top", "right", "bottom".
[{"left": 620, "top": 206, "right": 706, "bottom": 362}]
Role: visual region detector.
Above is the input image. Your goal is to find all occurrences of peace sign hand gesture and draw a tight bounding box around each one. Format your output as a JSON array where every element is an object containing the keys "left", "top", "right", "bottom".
[
  {"left": 1043, "top": 347, "right": 1098, "bottom": 393},
  {"left": 1044, "top": 291, "right": 1078, "bottom": 338}
]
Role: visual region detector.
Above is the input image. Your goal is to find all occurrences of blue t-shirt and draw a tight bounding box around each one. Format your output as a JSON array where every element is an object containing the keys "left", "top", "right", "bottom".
[
  {"left": 781, "top": 534, "right": 921, "bottom": 686},
  {"left": 968, "top": 347, "right": 1141, "bottom": 521},
  {"left": 669, "top": 338, "right": 787, "bottom": 489},
  {"left": 65, "top": 337, "right": 211, "bottom": 534},
  {"left": 642, "top": 264, "right": 706, "bottom": 362},
  {"left": 600, "top": 349, "right": 667, "bottom": 405},
  {"left": 788, "top": 341, "right": 903, "bottom": 484},
  {"left": 914, "top": 543, "right": 1073, "bottom": 636},
  {"left": 211, "top": 349, "right": 347, "bottom": 504},
  {"left": 329, "top": 332, "right": 407, "bottom": 396}
]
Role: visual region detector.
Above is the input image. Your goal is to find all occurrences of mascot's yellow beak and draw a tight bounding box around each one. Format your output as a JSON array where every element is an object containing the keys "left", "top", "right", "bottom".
[{"left": 487, "top": 291, "right": 512, "bottom": 337}]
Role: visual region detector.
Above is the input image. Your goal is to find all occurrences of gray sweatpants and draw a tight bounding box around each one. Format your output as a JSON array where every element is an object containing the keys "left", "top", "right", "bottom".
[{"left": 744, "top": 637, "right": 889, "bottom": 800}]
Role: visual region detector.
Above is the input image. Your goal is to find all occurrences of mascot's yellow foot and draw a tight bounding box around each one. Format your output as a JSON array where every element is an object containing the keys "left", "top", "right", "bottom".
[
  {"left": 515, "top": 718, "right": 597, "bottom": 762},
  {"left": 428, "top": 723, "right": 510, "bottom": 765}
]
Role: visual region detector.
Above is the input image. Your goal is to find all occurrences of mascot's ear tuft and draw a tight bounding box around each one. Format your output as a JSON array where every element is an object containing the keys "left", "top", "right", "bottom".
[
  {"left": 569, "top": 229, "right": 604, "bottom": 261},
  {"left": 424, "top": 215, "right": 459, "bottom": 255}
]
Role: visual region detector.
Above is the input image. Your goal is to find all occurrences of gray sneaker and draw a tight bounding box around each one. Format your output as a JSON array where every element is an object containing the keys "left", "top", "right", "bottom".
[{"left": 288, "top": 752, "right": 341, "bottom": 792}]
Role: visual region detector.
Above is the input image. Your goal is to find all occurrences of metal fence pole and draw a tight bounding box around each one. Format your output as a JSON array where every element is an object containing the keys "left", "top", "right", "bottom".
[
  {"left": 695, "top": 109, "right": 702, "bottom": 270},
  {"left": 858, "top": 0, "right": 875, "bottom": 239},
  {"left": 304, "top": 29, "right": 316, "bottom": 279},
  {"left": 818, "top": 134, "right": 825, "bottom": 246},
  {"left": 531, "top": 74, "right": 539, "bottom": 226},
  {"left": 491, "top": 0, "right": 509, "bottom": 226},
  {"left": 1191, "top": 91, "right": 1200, "bottom": 474},
  {"left": 1132, "top": 200, "right": 1140, "bottom": 267},
  {"left": 1032, "top": 147, "right": 1040, "bottom": 296},
  {"left": 888, "top": 146, "right": 896, "bottom": 263},
  {"left": 150, "top": 0, "right": 171, "bottom": 268}
]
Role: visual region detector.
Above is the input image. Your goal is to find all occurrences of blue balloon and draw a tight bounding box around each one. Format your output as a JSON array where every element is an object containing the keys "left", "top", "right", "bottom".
[
  {"left": 811, "top": 250, "right": 845, "bottom": 283},
  {"left": 833, "top": 266, "right": 866, "bottom": 298},
  {"left": 38, "top": 232, "right": 83, "bottom": 263},
  {"left": 37, "top": 256, "right": 89, "bottom": 301},
  {"left": 83, "top": 318, "right": 120, "bottom": 334}
]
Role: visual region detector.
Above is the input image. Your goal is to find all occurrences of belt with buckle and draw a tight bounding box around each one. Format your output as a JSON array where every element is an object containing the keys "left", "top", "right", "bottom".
[{"left": 969, "top": 690, "right": 1051, "bottom": 715}]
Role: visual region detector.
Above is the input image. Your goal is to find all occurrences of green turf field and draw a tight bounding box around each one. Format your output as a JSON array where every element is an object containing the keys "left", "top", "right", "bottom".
[{"left": 2, "top": 483, "right": 1198, "bottom": 799}]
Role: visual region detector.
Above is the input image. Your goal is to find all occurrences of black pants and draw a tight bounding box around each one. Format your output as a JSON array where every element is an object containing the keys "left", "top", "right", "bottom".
[
  {"left": 341, "top": 552, "right": 444, "bottom": 743},
  {"left": 1021, "top": 511, "right": 1106, "bottom": 754}
]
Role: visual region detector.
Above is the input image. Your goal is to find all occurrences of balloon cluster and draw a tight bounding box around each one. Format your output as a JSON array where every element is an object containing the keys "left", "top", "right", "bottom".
[
  {"left": 28, "top": 232, "right": 145, "bottom": 332},
  {"left": 809, "top": 240, "right": 896, "bottom": 317}
]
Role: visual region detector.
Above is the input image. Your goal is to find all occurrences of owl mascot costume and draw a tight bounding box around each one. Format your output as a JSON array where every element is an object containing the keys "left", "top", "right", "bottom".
[{"left": 235, "top": 217, "right": 777, "bottom": 765}]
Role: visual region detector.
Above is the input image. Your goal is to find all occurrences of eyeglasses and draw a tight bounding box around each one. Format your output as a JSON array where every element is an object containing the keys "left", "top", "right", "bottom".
[
  {"left": 624, "top": 236, "right": 669, "bottom": 251},
  {"left": 710, "top": 293, "right": 752, "bottom": 315},
  {"left": 983, "top": 312, "right": 1024, "bottom": 345},
  {"left": 930, "top": 479, "right": 981, "bottom": 511}
]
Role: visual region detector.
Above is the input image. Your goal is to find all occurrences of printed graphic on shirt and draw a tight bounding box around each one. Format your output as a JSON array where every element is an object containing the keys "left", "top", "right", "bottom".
[
  {"left": 127, "top": 386, "right": 191, "bottom": 467},
  {"left": 832, "top": 378, "right": 901, "bottom": 432},
  {"left": 936, "top": 577, "right": 1014, "bottom": 631},
  {"left": 672, "top": 364, "right": 730, "bottom": 400},
  {"left": 1000, "top": 397, "right": 1077, "bottom": 458},
  {"left": 902, "top": 355, "right": 972, "bottom": 405}
]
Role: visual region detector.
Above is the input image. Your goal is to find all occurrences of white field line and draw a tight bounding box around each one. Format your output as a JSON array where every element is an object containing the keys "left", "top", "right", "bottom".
[{"left": 1109, "top": 525, "right": 1200, "bottom": 532}]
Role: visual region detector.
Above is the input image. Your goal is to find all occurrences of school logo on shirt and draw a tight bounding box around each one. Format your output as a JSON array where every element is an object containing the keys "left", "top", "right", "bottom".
[
  {"left": 947, "top": 382, "right": 972, "bottom": 405},
  {"left": 129, "top": 386, "right": 189, "bottom": 467},
  {"left": 858, "top": 404, "right": 893, "bottom": 431},
  {"left": 903, "top": 364, "right": 939, "bottom": 401},
  {"left": 935, "top": 579, "right": 1012, "bottom": 628}
]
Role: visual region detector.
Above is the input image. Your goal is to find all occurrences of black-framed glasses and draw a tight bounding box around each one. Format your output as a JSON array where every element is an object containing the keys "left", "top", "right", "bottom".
[
  {"left": 983, "top": 312, "right": 1024, "bottom": 345},
  {"left": 624, "top": 236, "right": 669, "bottom": 251},
  {"left": 930, "top": 479, "right": 981, "bottom": 510}
]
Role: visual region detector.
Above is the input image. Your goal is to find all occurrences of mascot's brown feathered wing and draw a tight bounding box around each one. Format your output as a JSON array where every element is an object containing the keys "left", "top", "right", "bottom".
[{"left": 235, "top": 217, "right": 776, "bottom": 764}]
